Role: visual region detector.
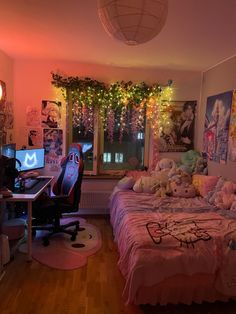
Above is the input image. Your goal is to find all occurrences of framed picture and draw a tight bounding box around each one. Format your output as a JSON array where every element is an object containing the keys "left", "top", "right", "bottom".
[{"left": 159, "top": 101, "right": 196, "bottom": 152}]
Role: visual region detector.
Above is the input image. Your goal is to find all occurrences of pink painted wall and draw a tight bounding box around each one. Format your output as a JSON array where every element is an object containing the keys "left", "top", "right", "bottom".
[{"left": 196, "top": 56, "right": 236, "bottom": 181}]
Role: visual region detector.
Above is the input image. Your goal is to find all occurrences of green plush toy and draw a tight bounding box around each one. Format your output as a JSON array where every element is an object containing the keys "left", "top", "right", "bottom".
[{"left": 180, "top": 150, "right": 200, "bottom": 174}]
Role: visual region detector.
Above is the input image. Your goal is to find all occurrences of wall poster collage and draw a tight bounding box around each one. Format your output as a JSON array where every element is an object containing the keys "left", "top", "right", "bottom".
[
  {"left": 25, "top": 100, "right": 62, "bottom": 171},
  {"left": 203, "top": 90, "right": 234, "bottom": 164},
  {"left": 159, "top": 101, "right": 196, "bottom": 152},
  {"left": 0, "top": 80, "right": 14, "bottom": 145}
]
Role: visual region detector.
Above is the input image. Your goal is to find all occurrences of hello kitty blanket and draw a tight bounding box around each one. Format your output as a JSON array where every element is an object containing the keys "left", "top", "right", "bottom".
[{"left": 110, "top": 191, "right": 236, "bottom": 304}]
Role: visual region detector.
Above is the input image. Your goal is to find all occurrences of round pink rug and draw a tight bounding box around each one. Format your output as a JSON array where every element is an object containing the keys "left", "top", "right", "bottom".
[{"left": 19, "top": 218, "right": 102, "bottom": 270}]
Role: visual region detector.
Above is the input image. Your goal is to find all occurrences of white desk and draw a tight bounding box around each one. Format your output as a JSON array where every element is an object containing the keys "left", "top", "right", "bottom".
[{"left": 0, "top": 176, "right": 54, "bottom": 261}]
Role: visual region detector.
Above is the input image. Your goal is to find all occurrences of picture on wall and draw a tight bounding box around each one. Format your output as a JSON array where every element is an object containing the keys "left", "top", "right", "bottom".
[
  {"left": 159, "top": 101, "right": 196, "bottom": 152},
  {"left": 228, "top": 90, "right": 236, "bottom": 162},
  {"left": 203, "top": 90, "right": 232, "bottom": 164},
  {"left": 4, "top": 101, "right": 14, "bottom": 129},
  {"left": 0, "top": 80, "right": 7, "bottom": 111},
  {"left": 41, "top": 100, "right": 61, "bottom": 128},
  {"left": 43, "top": 128, "right": 63, "bottom": 159},
  {"left": 27, "top": 128, "right": 43, "bottom": 148},
  {"left": 26, "top": 105, "right": 41, "bottom": 127}
]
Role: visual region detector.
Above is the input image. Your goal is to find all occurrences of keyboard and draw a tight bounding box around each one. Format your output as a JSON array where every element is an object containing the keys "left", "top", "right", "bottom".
[
  {"left": 14, "top": 177, "right": 52, "bottom": 194},
  {"left": 24, "top": 178, "right": 39, "bottom": 190}
]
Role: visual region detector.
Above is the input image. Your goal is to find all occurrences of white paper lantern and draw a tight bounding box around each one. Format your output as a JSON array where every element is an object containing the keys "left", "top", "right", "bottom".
[{"left": 98, "top": 0, "right": 168, "bottom": 45}]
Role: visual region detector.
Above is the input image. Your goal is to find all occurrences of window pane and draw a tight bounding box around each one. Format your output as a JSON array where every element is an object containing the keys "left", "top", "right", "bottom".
[
  {"left": 72, "top": 127, "right": 94, "bottom": 171},
  {"left": 101, "top": 112, "right": 145, "bottom": 171}
]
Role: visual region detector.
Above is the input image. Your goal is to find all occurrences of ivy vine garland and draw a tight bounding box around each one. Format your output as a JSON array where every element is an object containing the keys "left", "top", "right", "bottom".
[{"left": 51, "top": 72, "right": 173, "bottom": 142}]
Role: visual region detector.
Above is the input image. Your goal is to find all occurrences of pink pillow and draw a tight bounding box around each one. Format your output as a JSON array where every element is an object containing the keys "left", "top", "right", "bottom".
[{"left": 192, "top": 175, "right": 219, "bottom": 197}]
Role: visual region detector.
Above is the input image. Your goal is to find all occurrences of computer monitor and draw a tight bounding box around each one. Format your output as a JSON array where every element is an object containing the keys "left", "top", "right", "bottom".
[
  {"left": 0, "top": 143, "right": 16, "bottom": 158},
  {"left": 15, "top": 148, "right": 45, "bottom": 172}
]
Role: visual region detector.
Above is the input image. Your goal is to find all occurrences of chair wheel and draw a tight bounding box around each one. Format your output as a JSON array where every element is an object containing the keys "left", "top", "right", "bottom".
[
  {"left": 71, "top": 234, "right": 76, "bottom": 241},
  {"left": 43, "top": 238, "right": 49, "bottom": 246}
]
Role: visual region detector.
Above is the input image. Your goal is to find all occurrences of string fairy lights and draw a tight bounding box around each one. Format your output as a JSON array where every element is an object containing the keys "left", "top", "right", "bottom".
[{"left": 51, "top": 73, "right": 173, "bottom": 142}]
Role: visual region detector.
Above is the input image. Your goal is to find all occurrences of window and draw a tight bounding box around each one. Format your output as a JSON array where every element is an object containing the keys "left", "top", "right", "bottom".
[
  {"left": 71, "top": 110, "right": 149, "bottom": 175},
  {"left": 103, "top": 152, "right": 111, "bottom": 163}
]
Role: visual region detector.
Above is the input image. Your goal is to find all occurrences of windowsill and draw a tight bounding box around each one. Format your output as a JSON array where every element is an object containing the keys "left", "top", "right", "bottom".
[{"left": 83, "top": 174, "right": 123, "bottom": 180}]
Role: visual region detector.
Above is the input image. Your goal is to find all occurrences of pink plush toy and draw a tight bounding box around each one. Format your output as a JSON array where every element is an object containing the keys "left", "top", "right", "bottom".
[
  {"left": 170, "top": 181, "right": 196, "bottom": 198},
  {"left": 214, "top": 181, "right": 236, "bottom": 210}
]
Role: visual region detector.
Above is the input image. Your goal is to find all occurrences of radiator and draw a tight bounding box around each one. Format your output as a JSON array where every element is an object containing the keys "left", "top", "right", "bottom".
[{"left": 79, "top": 191, "right": 111, "bottom": 214}]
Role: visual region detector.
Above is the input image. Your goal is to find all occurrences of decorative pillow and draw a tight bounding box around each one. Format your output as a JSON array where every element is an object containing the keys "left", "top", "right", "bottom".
[
  {"left": 117, "top": 176, "right": 135, "bottom": 190},
  {"left": 192, "top": 175, "right": 219, "bottom": 197},
  {"left": 133, "top": 176, "right": 160, "bottom": 194},
  {"left": 213, "top": 181, "right": 236, "bottom": 210},
  {"left": 205, "top": 176, "right": 226, "bottom": 204}
]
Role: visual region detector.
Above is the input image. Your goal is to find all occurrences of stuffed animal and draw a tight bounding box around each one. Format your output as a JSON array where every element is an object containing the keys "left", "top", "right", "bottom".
[
  {"left": 193, "top": 156, "right": 208, "bottom": 175},
  {"left": 168, "top": 167, "right": 192, "bottom": 185},
  {"left": 180, "top": 150, "right": 200, "bottom": 174},
  {"left": 170, "top": 181, "right": 196, "bottom": 198},
  {"left": 214, "top": 181, "right": 236, "bottom": 210},
  {"left": 151, "top": 158, "right": 176, "bottom": 185},
  {"left": 155, "top": 158, "right": 176, "bottom": 172},
  {"left": 133, "top": 176, "right": 160, "bottom": 194},
  {"left": 155, "top": 181, "right": 171, "bottom": 197}
]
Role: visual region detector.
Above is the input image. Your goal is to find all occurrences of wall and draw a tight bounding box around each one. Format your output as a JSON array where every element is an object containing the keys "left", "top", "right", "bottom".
[
  {"left": 13, "top": 59, "right": 201, "bottom": 174},
  {"left": 196, "top": 55, "right": 236, "bottom": 181},
  {"left": 0, "top": 49, "right": 14, "bottom": 143}
]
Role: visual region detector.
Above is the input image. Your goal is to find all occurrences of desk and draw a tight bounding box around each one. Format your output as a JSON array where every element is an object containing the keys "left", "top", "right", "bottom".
[{"left": 0, "top": 176, "right": 53, "bottom": 261}]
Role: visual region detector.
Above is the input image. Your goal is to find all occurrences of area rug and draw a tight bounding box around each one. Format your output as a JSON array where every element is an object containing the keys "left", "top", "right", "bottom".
[{"left": 19, "top": 217, "right": 102, "bottom": 270}]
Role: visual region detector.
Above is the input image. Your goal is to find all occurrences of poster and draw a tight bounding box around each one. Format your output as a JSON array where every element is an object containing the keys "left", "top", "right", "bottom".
[
  {"left": 41, "top": 100, "right": 61, "bottom": 128},
  {"left": 203, "top": 91, "right": 232, "bottom": 164},
  {"left": 228, "top": 90, "right": 236, "bottom": 162},
  {"left": 4, "top": 101, "right": 14, "bottom": 129},
  {"left": 43, "top": 128, "right": 63, "bottom": 161},
  {"left": 27, "top": 128, "right": 43, "bottom": 148},
  {"left": 26, "top": 105, "right": 41, "bottom": 127},
  {"left": 159, "top": 101, "right": 196, "bottom": 152},
  {"left": 0, "top": 80, "right": 7, "bottom": 111}
]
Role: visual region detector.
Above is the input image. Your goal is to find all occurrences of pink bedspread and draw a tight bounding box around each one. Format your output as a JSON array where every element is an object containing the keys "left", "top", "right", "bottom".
[{"left": 109, "top": 190, "right": 236, "bottom": 304}]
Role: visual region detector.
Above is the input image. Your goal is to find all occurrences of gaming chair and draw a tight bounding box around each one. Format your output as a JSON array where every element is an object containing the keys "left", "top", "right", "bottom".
[{"left": 32, "top": 143, "right": 84, "bottom": 246}]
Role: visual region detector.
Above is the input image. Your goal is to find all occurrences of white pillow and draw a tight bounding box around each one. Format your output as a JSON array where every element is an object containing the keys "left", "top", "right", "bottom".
[
  {"left": 117, "top": 176, "right": 135, "bottom": 190},
  {"left": 133, "top": 176, "right": 160, "bottom": 193}
]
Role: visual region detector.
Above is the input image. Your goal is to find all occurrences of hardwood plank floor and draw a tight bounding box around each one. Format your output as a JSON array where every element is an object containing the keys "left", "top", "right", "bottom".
[{"left": 0, "top": 216, "right": 236, "bottom": 314}]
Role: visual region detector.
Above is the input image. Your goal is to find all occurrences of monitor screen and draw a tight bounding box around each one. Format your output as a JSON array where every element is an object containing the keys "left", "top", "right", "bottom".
[
  {"left": 15, "top": 148, "right": 45, "bottom": 172},
  {"left": 0, "top": 143, "right": 16, "bottom": 158}
]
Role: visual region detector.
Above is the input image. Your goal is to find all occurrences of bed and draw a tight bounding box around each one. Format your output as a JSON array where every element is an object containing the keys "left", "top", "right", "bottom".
[{"left": 110, "top": 189, "right": 236, "bottom": 305}]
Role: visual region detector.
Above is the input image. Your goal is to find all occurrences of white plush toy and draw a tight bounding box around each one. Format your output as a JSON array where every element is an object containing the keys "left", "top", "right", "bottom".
[
  {"left": 151, "top": 158, "right": 176, "bottom": 186},
  {"left": 155, "top": 158, "right": 176, "bottom": 172}
]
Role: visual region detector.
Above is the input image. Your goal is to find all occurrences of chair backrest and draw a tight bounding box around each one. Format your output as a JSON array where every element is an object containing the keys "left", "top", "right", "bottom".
[{"left": 53, "top": 143, "right": 84, "bottom": 210}]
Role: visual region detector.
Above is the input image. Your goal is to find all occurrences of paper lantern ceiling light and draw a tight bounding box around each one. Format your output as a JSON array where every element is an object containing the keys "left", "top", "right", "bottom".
[{"left": 97, "top": 0, "right": 168, "bottom": 45}]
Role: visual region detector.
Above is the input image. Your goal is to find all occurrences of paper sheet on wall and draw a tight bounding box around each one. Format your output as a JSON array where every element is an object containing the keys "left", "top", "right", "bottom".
[
  {"left": 26, "top": 105, "right": 41, "bottom": 127},
  {"left": 41, "top": 100, "right": 61, "bottom": 128}
]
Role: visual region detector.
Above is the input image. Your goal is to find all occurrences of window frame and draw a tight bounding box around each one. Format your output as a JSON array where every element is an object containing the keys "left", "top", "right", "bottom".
[{"left": 68, "top": 97, "right": 150, "bottom": 176}]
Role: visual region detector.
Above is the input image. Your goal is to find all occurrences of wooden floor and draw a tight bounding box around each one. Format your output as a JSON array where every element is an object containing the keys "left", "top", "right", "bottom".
[{"left": 0, "top": 216, "right": 236, "bottom": 314}]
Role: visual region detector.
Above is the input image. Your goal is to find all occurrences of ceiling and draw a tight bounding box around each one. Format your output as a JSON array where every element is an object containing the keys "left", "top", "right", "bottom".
[{"left": 0, "top": 0, "right": 235, "bottom": 71}]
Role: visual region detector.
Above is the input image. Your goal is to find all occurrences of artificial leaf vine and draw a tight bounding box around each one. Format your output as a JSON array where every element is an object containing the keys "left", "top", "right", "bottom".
[{"left": 51, "top": 73, "right": 173, "bottom": 142}]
